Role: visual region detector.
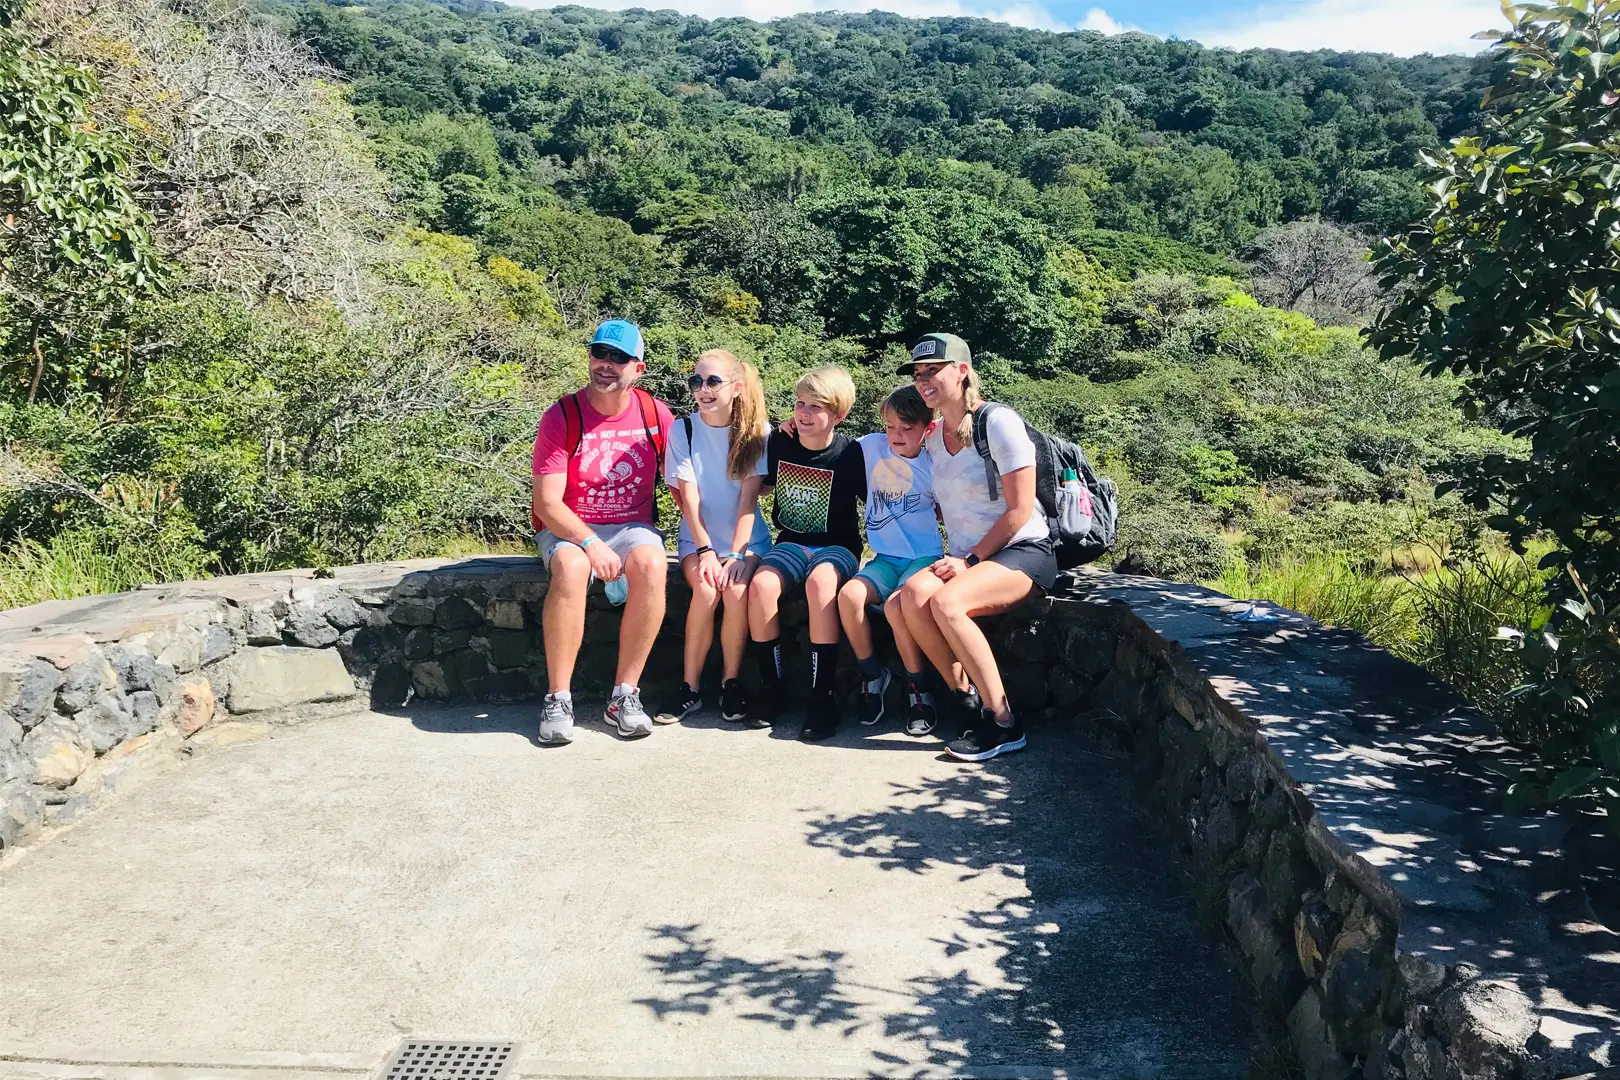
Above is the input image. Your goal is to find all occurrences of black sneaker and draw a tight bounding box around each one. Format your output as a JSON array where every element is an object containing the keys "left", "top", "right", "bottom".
[
  {"left": 749, "top": 681, "right": 783, "bottom": 728},
  {"left": 857, "top": 667, "right": 892, "bottom": 726},
  {"left": 945, "top": 711, "right": 1026, "bottom": 762},
  {"left": 949, "top": 685, "right": 983, "bottom": 738},
  {"left": 720, "top": 679, "right": 749, "bottom": 723},
  {"left": 655, "top": 683, "right": 701, "bottom": 725},
  {"left": 904, "top": 683, "right": 938, "bottom": 737},
  {"left": 800, "top": 694, "right": 840, "bottom": 741}
]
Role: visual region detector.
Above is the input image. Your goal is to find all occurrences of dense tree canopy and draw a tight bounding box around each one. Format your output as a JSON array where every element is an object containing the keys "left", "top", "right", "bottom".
[{"left": 274, "top": 0, "right": 1492, "bottom": 367}]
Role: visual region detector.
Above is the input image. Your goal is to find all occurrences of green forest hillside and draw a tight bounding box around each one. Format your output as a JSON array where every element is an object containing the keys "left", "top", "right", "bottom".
[{"left": 0, "top": 0, "right": 1512, "bottom": 607}]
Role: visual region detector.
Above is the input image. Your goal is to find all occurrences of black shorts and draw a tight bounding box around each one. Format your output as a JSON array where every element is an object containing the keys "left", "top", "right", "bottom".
[{"left": 987, "top": 537, "right": 1058, "bottom": 593}]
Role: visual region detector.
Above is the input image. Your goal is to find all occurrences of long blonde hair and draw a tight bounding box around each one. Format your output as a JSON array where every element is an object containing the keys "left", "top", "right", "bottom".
[
  {"left": 698, "top": 349, "right": 768, "bottom": 479},
  {"left": 951, "top": 365, "right": 985, "bottom": 446}
]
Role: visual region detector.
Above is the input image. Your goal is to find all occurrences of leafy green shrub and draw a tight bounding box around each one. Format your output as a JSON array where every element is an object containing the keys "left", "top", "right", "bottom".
[{"left": 1112, "top": 485, "right": 1232, "bottom": 583}]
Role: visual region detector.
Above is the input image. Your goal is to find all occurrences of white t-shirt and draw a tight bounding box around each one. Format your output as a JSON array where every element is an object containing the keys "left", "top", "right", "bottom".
[
  {"left": 926, "top": 407, "right": 1050, "bottom": 558},
  {"left": 856, "top": 432, "right": 943, "bottom": 561},
  {"left": 665, "top": 414, "right": 772, "bottom": 554}
]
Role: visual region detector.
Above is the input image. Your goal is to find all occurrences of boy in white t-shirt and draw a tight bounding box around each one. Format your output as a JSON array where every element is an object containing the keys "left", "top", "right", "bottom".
[{"left": 835, "top": 385, "right": 944, "bottom": 731}]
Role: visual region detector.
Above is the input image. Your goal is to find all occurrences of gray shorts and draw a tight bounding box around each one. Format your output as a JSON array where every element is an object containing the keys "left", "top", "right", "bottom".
[{"left": 535, "top": 522, "right": 665, "bottom": 566}]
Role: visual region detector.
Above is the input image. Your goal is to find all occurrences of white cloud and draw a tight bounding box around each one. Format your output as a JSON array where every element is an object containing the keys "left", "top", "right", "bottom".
[
  {"left": 1078, "top": 7, "right": 1132, "bottom": 33},
  {"left": 528, "top": 0, "right": 1135, "bottom": 35},
  {"left": 1185, "top": 0, "right": 1501, "bottom": 56}
]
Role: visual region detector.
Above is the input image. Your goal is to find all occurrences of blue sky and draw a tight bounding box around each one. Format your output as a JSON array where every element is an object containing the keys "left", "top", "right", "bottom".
[{"left": 566, "top": 0, "right": 1504, "bottom": 56}]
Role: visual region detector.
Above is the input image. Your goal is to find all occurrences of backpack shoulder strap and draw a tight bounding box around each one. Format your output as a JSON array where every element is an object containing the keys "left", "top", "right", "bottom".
[
  {"left": 682, "top": 414, "right": 694, "bottom": 455},
  {"left": 634, "top": 388, "right": 666, "bottom": 475},
  {"left": 560, "top": 392, "right": 584, "bottom": 458},
  {"left": 972, "top": 403, "right": 1004, "bottom": 501}
]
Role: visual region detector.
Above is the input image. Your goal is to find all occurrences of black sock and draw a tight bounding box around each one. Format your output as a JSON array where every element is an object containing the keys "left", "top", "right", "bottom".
[
  {"left": 857, "top": 654, "right": 884, "bottom": 682},
  {"left": 810, "top": 643, "right": 839, "bottom": 697},
  {"left": 751, "top": 637, "right": 782, "bottom": 690},
  {"left": 907, "top": 671, "right": 934, "bottom": 703}
]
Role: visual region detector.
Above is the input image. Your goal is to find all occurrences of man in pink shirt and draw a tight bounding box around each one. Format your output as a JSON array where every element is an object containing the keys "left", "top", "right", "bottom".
[{"left": 532, "top": 319, "right": 675, "bottom": 746}]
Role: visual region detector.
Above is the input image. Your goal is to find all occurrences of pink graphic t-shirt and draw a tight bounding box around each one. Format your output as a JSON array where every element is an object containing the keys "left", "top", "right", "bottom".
[{"left": 532, "top": 391, "right": 676, "bottom": 526}]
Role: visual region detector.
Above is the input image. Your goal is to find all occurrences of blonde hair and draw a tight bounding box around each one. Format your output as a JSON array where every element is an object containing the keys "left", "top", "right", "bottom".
[
  {"left": 795, "top": 366, "right": 857, "bottom": 419},
  {"left": 951, "top": 366, "right": 985, "bottom": 445},
  {"left": 698, "top": 349, "right": 768, "bottom": 480}
]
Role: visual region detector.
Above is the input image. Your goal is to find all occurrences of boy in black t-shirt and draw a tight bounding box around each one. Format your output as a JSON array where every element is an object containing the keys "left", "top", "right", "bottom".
[{"left": 746, "top": 366, "right": 867, "bottom": 740}]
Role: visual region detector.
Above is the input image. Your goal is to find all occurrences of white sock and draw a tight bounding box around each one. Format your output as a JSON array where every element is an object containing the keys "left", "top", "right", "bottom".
[
  {"left": 548, "top": 690, "right": 571, "bottom": 704},
  {"left": 613, "top": 682, "right": 637, "bottom": 698}
]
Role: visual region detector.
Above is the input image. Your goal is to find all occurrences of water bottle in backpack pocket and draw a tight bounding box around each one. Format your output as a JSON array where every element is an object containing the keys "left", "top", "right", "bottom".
[
  {"left": 971, "top": 403, "right": 1120, "bottom": 571},
  {"left": 1057, "top": 467, "right": 1095, "bottom": 538}
]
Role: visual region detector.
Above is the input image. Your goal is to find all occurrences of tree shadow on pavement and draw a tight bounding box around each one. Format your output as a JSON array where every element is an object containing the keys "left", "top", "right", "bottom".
[{"left": 632, "top": 729, "right": 1260, "bottom": 1078}]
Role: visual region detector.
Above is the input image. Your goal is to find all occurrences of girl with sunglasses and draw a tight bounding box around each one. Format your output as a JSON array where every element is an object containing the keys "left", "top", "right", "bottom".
[{"left": 655, "top": 349, "right": 773, "bottom": 725}]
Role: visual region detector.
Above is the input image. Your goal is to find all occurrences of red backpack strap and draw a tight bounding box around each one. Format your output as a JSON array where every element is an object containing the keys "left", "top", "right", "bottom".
[
  {"left": 634, "top": 388, "right": 666, "bottom": 477},
  {"left": 561, "top": 392, "right": 585, "bottom": 458}
]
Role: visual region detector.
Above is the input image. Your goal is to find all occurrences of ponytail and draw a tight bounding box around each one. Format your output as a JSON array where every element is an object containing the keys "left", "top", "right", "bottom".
[
  {"left": 695, "top": 348, "right": 768, "bottom": 480},
  {"left": 952, "top": 366, "right": 984, "bottom": 446}
]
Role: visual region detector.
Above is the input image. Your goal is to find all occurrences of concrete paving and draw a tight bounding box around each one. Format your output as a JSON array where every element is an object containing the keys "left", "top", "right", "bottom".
[{"left": 0, "top": 703, "right": 1257, "bottom": 1080}]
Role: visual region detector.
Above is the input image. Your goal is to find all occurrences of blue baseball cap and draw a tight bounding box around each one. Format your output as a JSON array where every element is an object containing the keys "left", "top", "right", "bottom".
[{"left": 589, "top": 319, "right": 645, "bottom": 361}]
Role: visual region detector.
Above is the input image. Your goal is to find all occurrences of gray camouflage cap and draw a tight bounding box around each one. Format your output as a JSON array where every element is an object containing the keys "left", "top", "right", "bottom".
[{"left": 896, "top": 333, "right": 972, "bottom": 375}]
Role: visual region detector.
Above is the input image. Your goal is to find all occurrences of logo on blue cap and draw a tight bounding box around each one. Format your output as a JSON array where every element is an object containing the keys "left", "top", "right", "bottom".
[{"left": 590, "top": 319, "right": 645, "bottom": 361}]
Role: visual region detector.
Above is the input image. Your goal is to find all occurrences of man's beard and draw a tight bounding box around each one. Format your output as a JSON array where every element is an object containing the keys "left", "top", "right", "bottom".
[{"left": 590, "top": 369, "right": 629, "bottom": 391}]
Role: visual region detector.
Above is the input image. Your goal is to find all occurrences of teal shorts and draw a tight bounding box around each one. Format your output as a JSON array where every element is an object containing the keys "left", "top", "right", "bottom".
[{"left": 854, "top": 553, "right": 939, "bottom": 603}]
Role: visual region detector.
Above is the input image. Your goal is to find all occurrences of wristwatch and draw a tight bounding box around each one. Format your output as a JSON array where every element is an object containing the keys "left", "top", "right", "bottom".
[{"left": 964, "top": 552, "right": 981, "bottom": 567}]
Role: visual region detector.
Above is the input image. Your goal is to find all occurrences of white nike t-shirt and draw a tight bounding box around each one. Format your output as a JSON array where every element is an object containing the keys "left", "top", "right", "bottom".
[{"left": 856, "top": 432, "right": 943, "bottom": 560}]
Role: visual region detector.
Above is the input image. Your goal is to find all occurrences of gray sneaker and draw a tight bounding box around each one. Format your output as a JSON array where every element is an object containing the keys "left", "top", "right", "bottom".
[
  {"left": 604, "top": 686, "right": 654, "bottom": 739},
  {"left": 537, "top": 692, "right": 575, "bottom": 746}
]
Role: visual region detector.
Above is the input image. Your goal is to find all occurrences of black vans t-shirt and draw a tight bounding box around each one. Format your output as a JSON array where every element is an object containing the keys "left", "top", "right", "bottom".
[{"left": 764, "top": 430, "right": 866, "bottom": 556}]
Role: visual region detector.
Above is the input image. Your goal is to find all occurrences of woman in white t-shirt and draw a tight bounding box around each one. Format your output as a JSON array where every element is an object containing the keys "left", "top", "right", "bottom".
[
  {"left": 893, "top": 333, "right": 1057, "bottom": 763},
  {"left": 655, "top": 349, "right": 772, "bottom": 726}
]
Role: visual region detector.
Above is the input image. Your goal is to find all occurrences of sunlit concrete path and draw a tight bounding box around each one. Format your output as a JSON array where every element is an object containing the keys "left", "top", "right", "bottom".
[{"left": 0, "top": 703, "right": 1256, "bottom": 1080}]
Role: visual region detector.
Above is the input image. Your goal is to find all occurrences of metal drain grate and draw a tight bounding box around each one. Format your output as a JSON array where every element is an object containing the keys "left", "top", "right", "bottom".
[{"left": 377, "top": 1039, "right": 520, "bottom": 1080}]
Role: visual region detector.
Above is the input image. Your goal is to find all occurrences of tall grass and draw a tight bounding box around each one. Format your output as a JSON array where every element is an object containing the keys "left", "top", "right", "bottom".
[
  {"left": 0, "top": 531, "right": 210, "bottom": 609},
  {"left": 1207, "top": 552, "right": 1418, "bottom": 646},
  {"left": 1207, "top": 551, "right": 1553, "bottom": 720}
]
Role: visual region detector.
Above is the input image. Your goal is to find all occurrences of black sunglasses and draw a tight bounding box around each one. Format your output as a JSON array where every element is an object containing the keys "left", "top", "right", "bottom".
[
  {"left": 589, "top": 343, "right": 636, "bottom": 364},
  {"left": 687, "top": 374, "right": 728, "bottom": 390}
]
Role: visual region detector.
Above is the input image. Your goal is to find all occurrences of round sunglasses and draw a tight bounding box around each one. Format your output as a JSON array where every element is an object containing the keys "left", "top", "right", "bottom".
[
  {"left": 687, "top": 374, "right": 730, "bottom": 390},
  {"left": 588, "top": 343, "right": 636, "bottom": 364}
]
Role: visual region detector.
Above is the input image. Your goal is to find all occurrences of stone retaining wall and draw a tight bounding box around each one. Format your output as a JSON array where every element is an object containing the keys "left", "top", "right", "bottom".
[{"left": 0, "top": 557, "right": 1611, "bottom": 1079}]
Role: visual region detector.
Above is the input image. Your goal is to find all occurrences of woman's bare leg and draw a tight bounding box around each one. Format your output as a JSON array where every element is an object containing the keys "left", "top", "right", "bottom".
[
  {"left": 929, "top": 563, "right": 1038, "bottom": 721},
  {"left": 718, "top": 556, "right": 759, "bottom": 681},
  {"left": 681, "top": 555, "right": 720, "bottom": 688}
]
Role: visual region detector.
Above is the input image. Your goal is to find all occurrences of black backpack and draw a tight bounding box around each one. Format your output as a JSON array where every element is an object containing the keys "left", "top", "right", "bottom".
[{"left": 971, "top": 403, "right": 1119, "bottom": 571}]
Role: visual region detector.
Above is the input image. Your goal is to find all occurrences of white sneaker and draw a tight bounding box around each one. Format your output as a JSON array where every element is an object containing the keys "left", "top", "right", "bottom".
[
  {"left": 538, "top": 692, "right": 575, "bottom": 745},
  {"left": 604, "top": 686, "right": 654, "bottom": 739}
]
